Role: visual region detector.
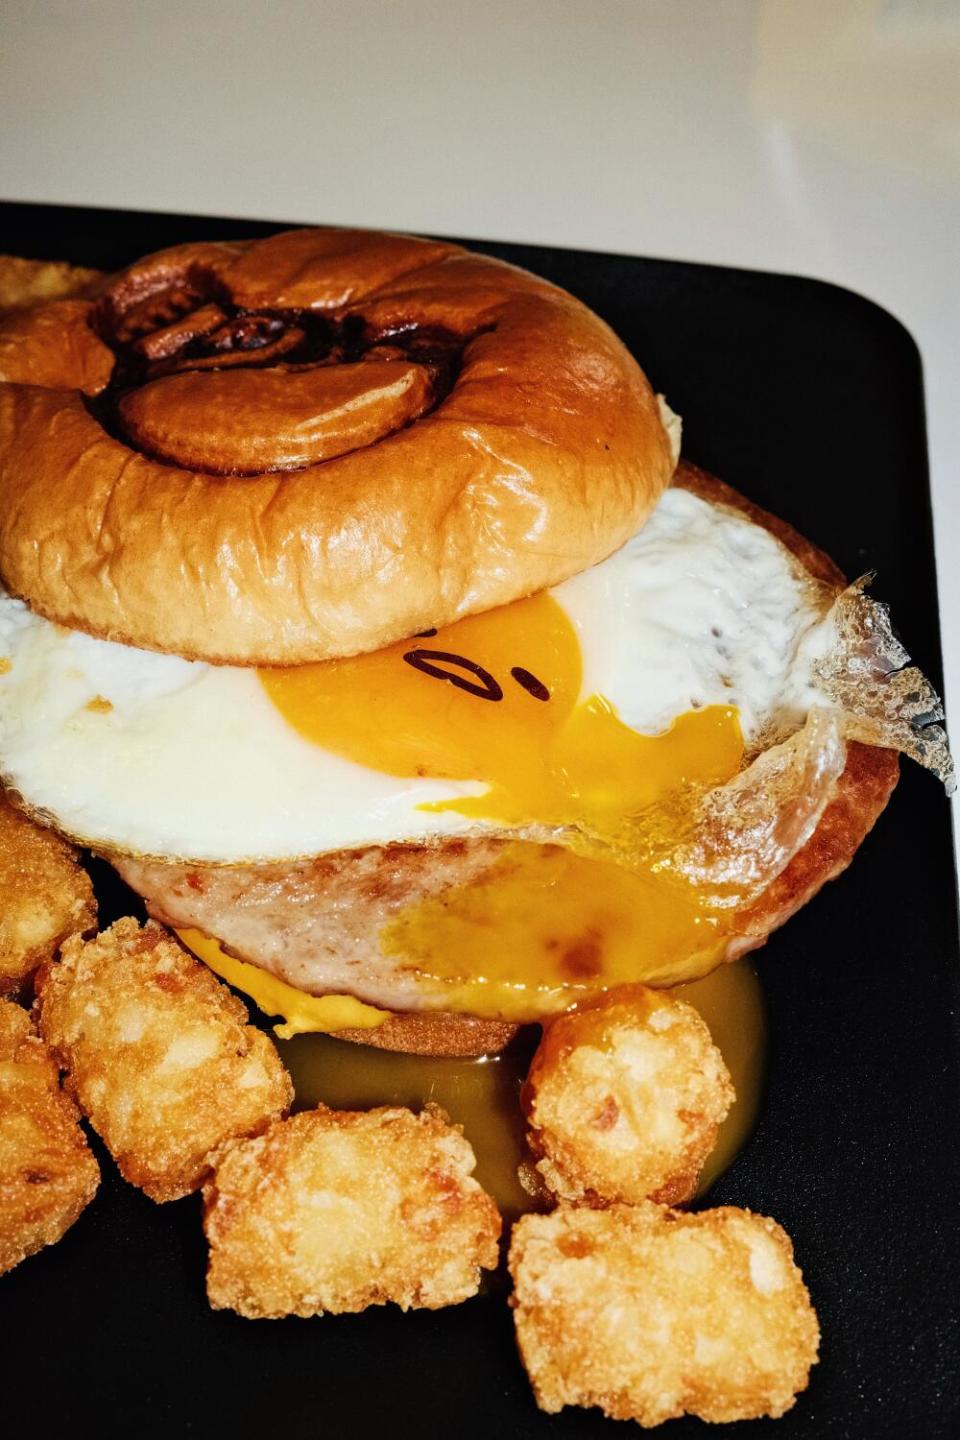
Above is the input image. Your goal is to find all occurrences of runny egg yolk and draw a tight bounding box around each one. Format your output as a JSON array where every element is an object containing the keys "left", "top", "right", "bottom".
[
  {"left": 260, "top": 593, "right": 743, "bottom": 828},
  {"left": 378, "top": 843, "right": 734, "bottom": 1021},
  {"left": 260, "top": 593, "right": 746, "bottom": 1018}
]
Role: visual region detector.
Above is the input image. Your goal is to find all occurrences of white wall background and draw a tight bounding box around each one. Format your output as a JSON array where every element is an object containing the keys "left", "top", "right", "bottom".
[{"left": 2, "top": 0, "right": 958, "bottom": 855}]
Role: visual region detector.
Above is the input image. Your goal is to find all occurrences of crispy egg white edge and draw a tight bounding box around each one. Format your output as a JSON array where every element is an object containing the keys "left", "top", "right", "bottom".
[{"left": 0, "top": 488, "right": 830, "bottom": 863}]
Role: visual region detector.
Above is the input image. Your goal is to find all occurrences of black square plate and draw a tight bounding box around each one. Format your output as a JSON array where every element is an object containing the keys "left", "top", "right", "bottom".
[{"left": 2, "top": 203, "right": 958, "bottom": 1439}]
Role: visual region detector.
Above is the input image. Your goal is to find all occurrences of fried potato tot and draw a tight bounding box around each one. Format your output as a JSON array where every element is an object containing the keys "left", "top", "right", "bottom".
[
  {"left": 509, "top": 1203, "right": 819, "bottom": 1426},
  {"left": 0, "top": 790, "right": 96, "bottom": 995},
  {"left": 0, "top": 998, "right": 98, "bottom": 1274},
  {"left": 523, "top": 986, "right": 734, "bottom": 1206},
  {"left": 0, "top": 254, "right": 102, "bottom": 315},
  {"left": 203, "top": 1104, "right": 502, "bottom": 1319},
  {"left": 36, "top": 919, "right": 292, "bottom": 1202}
]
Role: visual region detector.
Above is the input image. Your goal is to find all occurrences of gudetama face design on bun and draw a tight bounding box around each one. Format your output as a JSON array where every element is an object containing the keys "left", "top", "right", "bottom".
[{"left": 0, "top": 228, "right": 951, "bottom": 1054}]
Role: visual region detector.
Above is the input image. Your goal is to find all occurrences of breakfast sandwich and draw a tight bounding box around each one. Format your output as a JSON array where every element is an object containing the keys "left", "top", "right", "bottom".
[{"left": 0, "top": 226, "right": 951, "bottom": 1056}]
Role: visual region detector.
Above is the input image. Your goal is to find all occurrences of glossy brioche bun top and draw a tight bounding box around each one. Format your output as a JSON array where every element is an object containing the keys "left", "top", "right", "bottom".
[{"left": 0, "top": 228, "right": 676, "bottom": 665}]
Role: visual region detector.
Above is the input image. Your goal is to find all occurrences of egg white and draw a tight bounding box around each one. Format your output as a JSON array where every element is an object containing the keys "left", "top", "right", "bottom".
[{"left": 0, "top": 488, "right": 830, "bottom": 862}]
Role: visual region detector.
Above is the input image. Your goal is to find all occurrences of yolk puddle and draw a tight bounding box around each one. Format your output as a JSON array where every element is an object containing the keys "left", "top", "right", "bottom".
[
  {"left": 260, "top": 592, "right": 746, "bottom": 1016},
  {"left": 178, "top": 938, "right": 765, "bottom": 1217},
  {"left": 275, "top": 960, "right": 765, "bottom": 1218}
]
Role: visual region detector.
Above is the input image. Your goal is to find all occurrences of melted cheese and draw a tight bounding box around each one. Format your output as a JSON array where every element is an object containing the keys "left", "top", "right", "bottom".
[{"left": 176, "top": 928, "right": 389, "bottom": 1038}]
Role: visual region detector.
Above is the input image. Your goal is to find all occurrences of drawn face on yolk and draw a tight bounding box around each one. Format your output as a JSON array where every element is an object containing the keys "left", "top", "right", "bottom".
[
  {"left": 259, "top": 592, "right": 744, "bottom": 837},
  {"left": 259, "top": 594, "right": 747, "bottom": 1018}
]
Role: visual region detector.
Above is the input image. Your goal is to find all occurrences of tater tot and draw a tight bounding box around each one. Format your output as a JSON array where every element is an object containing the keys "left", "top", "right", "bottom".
[
  {"left": 0, "top": 998, "right": 99, "bottom": 1274},
  {"left": 0, "top": 254, "right": 102, "bottom": 314},
  {"left": 523, "top": 985, "right": 734, "bottom": 1206},
  {"left": 36, "top": 919, "right": 292, "bottom": 1201},
  {"left": 0, "top": 790, "right": 96, "bottom": 995},
  {"left": 509, "top": 1203, "right": 819, "bottom": 1426},
  {"left": 203, "top": 1104, "right": 502, "bottom": 1319}
]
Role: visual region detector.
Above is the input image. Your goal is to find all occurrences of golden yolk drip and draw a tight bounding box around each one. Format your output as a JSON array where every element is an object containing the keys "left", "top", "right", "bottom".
[
  {"left": 260, "top": 591, "right": 746, "bottom": 1017},
  {"left": 380, "top": 842, "right": 735, "bottom": 1022},
  {"left": 259, "top": 593, "right": 743, "bottom": 832}
]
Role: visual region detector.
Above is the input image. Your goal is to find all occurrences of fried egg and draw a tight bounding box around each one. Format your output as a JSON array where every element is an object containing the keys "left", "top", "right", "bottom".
[{"left": 0, "top": 487, "right": 829, "bottom": 864}]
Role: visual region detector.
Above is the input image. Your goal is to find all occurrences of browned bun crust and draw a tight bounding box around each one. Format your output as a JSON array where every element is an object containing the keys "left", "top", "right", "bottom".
[
  {"left": 0, "top": 299, "right": 114, "bottom": 393},
  {"left": 334, "top": 1011, "right": 519, "bottom": 1057},
  {"left": 0, "top": 229, "right": 674, "bottom": 665}
]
